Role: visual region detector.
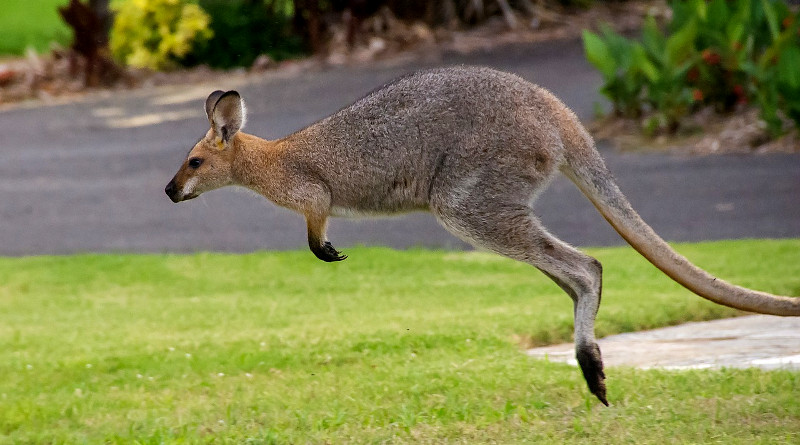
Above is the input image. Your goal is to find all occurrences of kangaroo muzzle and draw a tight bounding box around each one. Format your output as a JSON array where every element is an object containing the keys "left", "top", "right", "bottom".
[
  {"left": 165, "top": 178, "right": 197, "bottom": 203},
  {"left": 164, "top": 179, "right": 181, "bottom": 203}
]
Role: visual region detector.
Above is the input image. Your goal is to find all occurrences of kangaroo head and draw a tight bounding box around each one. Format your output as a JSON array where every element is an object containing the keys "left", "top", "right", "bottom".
[{"left": 165, "top": 90, "right": 246, "bottom": 203}]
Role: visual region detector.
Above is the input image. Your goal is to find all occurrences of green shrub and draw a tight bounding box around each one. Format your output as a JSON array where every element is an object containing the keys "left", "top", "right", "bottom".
[
  {"left": 181, "top": 0, "right": 304, "bottom": 69},
  {"left": 583, "top": 24, "right": 649, "bottom": 118},
  {"left": 583, "top": 0, "right": 800, "bottom": 135},
  {"left": 110, "top": 0, "right": 213, "bottom": 70}
]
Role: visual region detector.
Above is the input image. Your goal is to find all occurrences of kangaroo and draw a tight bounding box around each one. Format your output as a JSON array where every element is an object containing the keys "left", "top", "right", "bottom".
[{"left": 165, "top": 66, "right": 800, "bottom": 405}]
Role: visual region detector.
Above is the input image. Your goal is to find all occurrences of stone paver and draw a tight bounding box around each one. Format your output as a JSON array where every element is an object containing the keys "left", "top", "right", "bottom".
[{"left": 527, "top": 315, "right": 800, "bottom": 370}]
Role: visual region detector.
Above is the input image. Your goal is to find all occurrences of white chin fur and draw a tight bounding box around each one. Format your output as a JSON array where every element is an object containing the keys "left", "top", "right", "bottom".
[{"left": 182, "top": 177, "right": 199, "bottom": 197}]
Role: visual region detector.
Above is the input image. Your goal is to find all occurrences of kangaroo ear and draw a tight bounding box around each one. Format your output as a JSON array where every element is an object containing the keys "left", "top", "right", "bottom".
[
  {"left": 209, "top": 90, "right": 246, "bottom": 144},
  {"left": 205, "top": 90, "right": 225, "bottom": 121}
]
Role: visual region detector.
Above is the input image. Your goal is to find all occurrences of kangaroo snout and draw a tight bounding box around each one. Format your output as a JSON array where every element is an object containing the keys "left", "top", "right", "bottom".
[{"left": 164, "top": 179, "right": 182, "bottom": 203}]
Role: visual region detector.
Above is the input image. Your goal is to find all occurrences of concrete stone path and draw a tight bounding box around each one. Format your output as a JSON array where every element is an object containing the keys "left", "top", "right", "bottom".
[{"left": 527, "top": 315, "right": 800, "bottom": 371}]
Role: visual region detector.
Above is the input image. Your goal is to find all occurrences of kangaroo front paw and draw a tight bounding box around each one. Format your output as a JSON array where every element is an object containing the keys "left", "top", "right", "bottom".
[{"left": 311, "top": 241, "right": 348, "bottom": 262}]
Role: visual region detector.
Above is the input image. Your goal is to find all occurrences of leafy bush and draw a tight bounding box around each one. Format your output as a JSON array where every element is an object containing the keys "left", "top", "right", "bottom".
[
  {"left": 583, "top": 0, "right": 800, "bottom": 135},
  {"left": 110, "top": 0, "right": 213, "bottom": 70},
  {"left": 181, "top": 0, "right": 304, "bottom": 69}
]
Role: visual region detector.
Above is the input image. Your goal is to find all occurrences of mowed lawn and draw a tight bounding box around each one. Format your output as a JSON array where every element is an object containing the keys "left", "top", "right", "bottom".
[
  {"left": 1, "top": 240, "right": 799, "bottom": 443},
  {"left": 0, "top": 0, "right": 71, "bottom": 55}
]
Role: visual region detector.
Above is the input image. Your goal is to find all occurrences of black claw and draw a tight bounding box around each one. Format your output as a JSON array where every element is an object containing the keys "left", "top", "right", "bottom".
[
  {"left": 323, "top": 241, "right": 347, "bottom": 261},
  {"left": 311, "top": 241, "right": 347, "bottom": 262},
  {"left": 576, "top": 342, "right": 608, "bottom": 406}
]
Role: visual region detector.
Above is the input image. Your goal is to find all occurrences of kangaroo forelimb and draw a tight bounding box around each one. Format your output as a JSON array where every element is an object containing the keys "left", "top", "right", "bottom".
[{"left": 306, "top": 215, "right": 346, "bottom": 262}]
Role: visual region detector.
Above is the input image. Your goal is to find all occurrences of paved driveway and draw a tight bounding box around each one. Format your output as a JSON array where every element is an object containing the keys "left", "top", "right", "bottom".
[{"left": 1, "top": 39, "right": 798, "bottom": 256}]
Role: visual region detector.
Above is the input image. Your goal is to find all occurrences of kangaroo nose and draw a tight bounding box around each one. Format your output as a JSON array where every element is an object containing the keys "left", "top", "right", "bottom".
[{"left": 165, "top": 180, "right": 179, "bottom": 202}]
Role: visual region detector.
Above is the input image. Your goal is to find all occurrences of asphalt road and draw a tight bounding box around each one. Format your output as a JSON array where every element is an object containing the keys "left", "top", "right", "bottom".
[{"left": 1, "top": 39, "right": 799, "bottom": 256}]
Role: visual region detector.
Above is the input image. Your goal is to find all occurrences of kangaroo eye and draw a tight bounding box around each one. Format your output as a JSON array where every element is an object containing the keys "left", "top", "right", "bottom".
[{"left": 188, "top": 158, "right": 203, "bottom": 169}]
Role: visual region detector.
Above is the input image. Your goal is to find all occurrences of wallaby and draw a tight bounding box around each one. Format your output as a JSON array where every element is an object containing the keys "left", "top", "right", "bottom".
[{"left": 165, "top": 66, "right": 800, "bottom": 405}]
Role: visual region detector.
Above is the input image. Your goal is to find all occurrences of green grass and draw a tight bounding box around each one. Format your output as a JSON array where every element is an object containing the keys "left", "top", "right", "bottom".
[
  {"left": 0, "top": 0, "right": 71, "bottom": 55},
  {"left": 1, "top": 239, "right": 798, "bottom": 443}
]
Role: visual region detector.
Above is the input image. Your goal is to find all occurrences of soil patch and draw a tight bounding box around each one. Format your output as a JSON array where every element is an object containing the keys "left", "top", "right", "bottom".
[{"left": 591, "top": 108, "right": 800, "bottom": 156}]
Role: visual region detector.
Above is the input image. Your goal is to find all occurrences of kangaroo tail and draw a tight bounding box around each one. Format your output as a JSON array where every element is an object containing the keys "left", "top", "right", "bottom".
[{"left": 561, "top": 145, "right": 800, "bottom": 316}]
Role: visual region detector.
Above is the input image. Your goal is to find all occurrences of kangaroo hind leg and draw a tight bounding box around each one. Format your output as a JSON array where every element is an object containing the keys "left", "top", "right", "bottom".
[
  {"left": 432, "top": 201, "right": 607, "bottom": 405},
  {"left": 536, "top": 242, "right": 606, "bottom": 406}
]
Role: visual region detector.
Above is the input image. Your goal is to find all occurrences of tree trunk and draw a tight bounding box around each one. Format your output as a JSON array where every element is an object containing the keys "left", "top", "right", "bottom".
[{"left": 58, "top": 0, "right": 122, "bottom": 87}]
